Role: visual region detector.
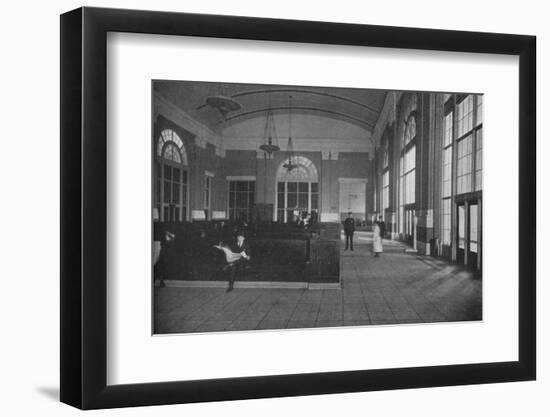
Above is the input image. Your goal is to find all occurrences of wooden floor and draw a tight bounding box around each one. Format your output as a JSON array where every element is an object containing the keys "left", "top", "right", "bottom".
[{"left": 154, "top": 232, "right": 482, "bottom": 334}]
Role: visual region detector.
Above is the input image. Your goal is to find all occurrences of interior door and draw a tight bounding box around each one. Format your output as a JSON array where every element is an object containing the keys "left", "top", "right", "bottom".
[
  {"left": 404, "top": 206, "right": 415, "bottom": 245},
  {"left": 468, "top": 203, "right": 479, "bottom": 269},
  {"left": 457, "top": 203, "right": 465, "bottom": 264}
]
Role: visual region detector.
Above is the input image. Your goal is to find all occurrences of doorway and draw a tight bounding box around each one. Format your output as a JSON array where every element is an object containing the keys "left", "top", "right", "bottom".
[
  {"left": 404, "top": 205, "right": 415, "bottom": 245},
  {"left": 456, "top": 201, "right": 481, "bottom": 268}
]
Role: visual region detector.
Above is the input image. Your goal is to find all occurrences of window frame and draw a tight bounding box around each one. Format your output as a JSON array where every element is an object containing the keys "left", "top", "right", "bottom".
[{"left": 155, "top": 129, "right": 189, "bottom": 222}]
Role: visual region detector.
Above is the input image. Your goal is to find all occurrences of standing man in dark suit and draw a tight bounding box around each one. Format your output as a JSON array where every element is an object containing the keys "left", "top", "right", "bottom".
[
  {"left": 343, "top": 212, "right": 355, "bottom": 251},
  {"left": 378, "top": 216, "right": 386, "bottom": 240},
  {"left": 224, "top": 231, "right": 251, "bottom": 292}
]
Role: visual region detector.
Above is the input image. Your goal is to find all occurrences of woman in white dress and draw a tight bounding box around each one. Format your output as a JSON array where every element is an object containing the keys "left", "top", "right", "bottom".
[{"left": 372, "top": 222, "right": 383, "bottom": 257}]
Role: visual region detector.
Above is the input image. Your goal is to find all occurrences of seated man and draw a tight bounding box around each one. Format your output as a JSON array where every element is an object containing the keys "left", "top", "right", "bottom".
[
  {"left": 153, "top": 230, "right": 175, "bottom": 286},
  {"left": 214, "top": 231, "right": 251, "bottom": 292}
]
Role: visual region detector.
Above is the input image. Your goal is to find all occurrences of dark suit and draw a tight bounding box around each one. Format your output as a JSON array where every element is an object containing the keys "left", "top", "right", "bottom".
[
  {"left": 230, "top": 240, "right": 251, "bottom": 259},
  {"left": 378, "top": 221, "right": 386, "bottom": 239},
  {"left": 343, "top": 217, "right": 355, "bottom": 250},
  {"left": 224, "top": 239, "right": 251, "bottom": 289}
]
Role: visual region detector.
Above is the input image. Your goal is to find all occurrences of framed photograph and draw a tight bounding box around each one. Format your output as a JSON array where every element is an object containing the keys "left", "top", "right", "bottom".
[{"left": 60, "top": 7, "right": 536, "bottom": 409}]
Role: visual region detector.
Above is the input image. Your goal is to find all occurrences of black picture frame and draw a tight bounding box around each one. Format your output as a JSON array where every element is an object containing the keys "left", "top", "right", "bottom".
[{"left": 60, "top": 6, "right": 536, "bottom": 410}]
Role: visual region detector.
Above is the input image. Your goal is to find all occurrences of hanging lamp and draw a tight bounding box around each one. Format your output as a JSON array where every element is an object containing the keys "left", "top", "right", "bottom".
[
  {"left": 259, "top": 108, "right": 280, "bottom": 154},
  {"left": 283, "top": 95, "right": 298, "bottom": 171},
  {"left": 204, "top": 85, "right": 242, "bottom": 118}
]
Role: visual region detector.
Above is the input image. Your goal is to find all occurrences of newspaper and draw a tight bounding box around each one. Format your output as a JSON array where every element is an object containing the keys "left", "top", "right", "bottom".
[{"left": 213, "top": 245, "right": 242, "bottom": 263}]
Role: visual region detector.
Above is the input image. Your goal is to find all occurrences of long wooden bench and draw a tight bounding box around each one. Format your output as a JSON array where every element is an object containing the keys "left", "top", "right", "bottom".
[{"left": 153, "top": 221, "right": 340, "bottom": 284}]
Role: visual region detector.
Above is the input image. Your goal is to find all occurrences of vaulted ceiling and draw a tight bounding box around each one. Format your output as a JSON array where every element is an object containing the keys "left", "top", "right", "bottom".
[{"left": 153, "top": 80, "right": 387, "bottom": 135}]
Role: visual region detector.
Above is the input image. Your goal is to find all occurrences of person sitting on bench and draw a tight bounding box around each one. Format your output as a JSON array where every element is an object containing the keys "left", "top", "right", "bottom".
[{"left": 214, "top": 231, "right": 251, "bottom": 292}]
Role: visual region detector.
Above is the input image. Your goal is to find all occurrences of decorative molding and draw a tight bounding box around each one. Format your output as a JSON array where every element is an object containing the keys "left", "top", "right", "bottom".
[
  {"left": 372, "top": 91, "right": 402, "bottom": 150},
  {"left": 195, "top": 135, "right": 207, "bottom": 148},
  {"left": 224, "top": 136, "right": 372, "bottom": 154},
  {"left": 226, "top": 176, "right": 256, "bottom": 181},
  {"left": 338, "top": 177, "right": 368, "bottom": 184},
  {"left": 321, "top": 149, "right": 344, "bottom": 160},
  {"left": 154, "top": 92, "right": 221, "bottom": 148}
]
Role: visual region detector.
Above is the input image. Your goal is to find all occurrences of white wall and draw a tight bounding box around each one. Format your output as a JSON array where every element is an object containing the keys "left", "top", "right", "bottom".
[{"left": 0, "top": 1, "right": 546, "bottom": 416}]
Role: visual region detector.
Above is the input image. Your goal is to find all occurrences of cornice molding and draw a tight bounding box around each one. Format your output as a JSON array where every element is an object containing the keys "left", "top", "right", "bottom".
[
  {"left": 372, "top": 91, "right": 402, "bottom": 150},
  {"left": 154, "top": 92, "right": 224, "bottom": 152}
]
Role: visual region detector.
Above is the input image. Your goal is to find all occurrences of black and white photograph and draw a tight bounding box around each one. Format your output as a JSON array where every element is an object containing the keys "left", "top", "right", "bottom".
[
  {"left": 1, "top": 0, "right": 545, "bottom": 412},
  {"left": 152, "top": 80, "right": 483, "bottom": 334}
]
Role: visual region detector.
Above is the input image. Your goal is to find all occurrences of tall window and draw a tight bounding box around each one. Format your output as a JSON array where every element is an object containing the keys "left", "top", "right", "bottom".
[
  {"left": 398, "top": 106, "right": 417, "bottom": 236},
  {"left": 456, "top": 134, "right": 473, "bottom": 194},
  {"left": 403, "top": 113, "right": 416, "bottom": 147},
  {"left": 476, "top": 95, "right": 483, "bottom": 127},
  {"left": 276, "top": 156, "right": 319, "bottom": 223},
  {"left": 441, "top": 111, "right": 453, "bottom": 245},
  {"left": 402, "top": 145, "right": 416, "bottom": 204},
  {"left": 442, "top": 112, "right": 453, "bottom": 198},
  {"left": 441, "top": 199, "right": 452, "bottom": 245},
  {"left": 156, "top": 129, "right": 188, "bottom": 222},
  {"left": 457, "top": 95, "right": 474, "bottom": 137},
  {"left": 204, "top": 175, "right": 212, "bottom": 220},
  {"left": 475, "top": 128, "right": 483, "bottom": 191},
  {"left": 229, "top": 181, "right": 255, "bottom": 222},
  {"left": 439, "top": 94, "right": 483, "bottom": 251},
  {"left": 455, "top": 95, "right": 483, "bottom": 195},
  {"left": 382, "top": 171, "right": 389, "bottom": 214},
  {"left": 382, "top": 139, "right": 389, "bottom": 169},
  {"left": 475, "top": 95, "right": 483, "bottom": 191},
  {"left": 380, "top": 138, "right": 390, "bottom": 219}
]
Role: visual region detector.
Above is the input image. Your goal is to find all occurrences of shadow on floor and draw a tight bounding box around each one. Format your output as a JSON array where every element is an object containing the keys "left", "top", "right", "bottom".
[{"left": 35, "top": 386, "right": 59, "bottom": 401}]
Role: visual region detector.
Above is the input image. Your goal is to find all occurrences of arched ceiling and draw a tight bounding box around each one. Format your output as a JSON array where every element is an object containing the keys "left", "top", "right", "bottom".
[{"left": 153, "top": 80, "right": 387, "bottom": 134}]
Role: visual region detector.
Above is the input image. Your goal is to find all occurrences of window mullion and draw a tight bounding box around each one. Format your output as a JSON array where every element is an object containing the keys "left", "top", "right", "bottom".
[
  {"left": 284, "top": 182, "right": 288, "bottom": 223},
  {"left": 160, "top": 161, "right": 165, "bottom": 222}
]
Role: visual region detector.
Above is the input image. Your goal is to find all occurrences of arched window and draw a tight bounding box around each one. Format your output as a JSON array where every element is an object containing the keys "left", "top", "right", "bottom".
[
  {"left": 398, "top": 102, "right": 417, "bottom": 242},
  {"left": 157, "top": 129, "right": 187, "bottom": 164},
  {"left": 403, "top": 114, "right": 416, "bottom": 146},
  {"left": 155, "top": 129, "right": 188, "bottom": 222},
  {"left": 163, "top": 142, "right": 182, "bottom": 163},
  {"left": 276, "top": 156, "right": 319, "bottom": 223}
]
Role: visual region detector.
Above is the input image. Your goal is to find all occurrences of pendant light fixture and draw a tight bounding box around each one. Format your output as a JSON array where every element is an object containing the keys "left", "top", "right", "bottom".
[
  {"left": 259, "top": 108, "right": 280, "bottom": 154},
  {"left": 283, "top": 95, "right": 298, "bottom": 171},
  {"left": 204, "top": 84, "right": 242, "bottom": 118}
]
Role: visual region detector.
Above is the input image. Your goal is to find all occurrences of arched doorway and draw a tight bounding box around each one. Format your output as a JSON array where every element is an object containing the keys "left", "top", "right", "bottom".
[
  {"left": 275, "top": 156, "right": 319, "bottom": 223},
  {"left": 155, "top": 129, "right": 189, "bottom": 222}
]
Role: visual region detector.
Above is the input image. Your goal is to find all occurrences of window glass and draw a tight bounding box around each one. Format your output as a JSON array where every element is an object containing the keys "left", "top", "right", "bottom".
[
  {"left": 475, "top": 128, "right": 483, "bottom": 191},
  {"left": 442, "top": 147, "right": 452, "bottom": 198},
  {"left": 458, "top": 205, "right": 465, "bottom": 249},
  {"left": 470, "top": 204, "right": 478, "bottom": 253},
  {"left": 441, "top": 199, "right": 451, "bottom": 245},
  {"left": 443, "top": 111, "right": 453, "bottom": 147},
  {"left": 457, "top": 96, "right": 474, "bottom": 137},
  {"left": 158, "top": 129, "right": 187, "bottom": 165},
  {"left": 457, "top": 135, "right": 473, "bottom": 194},
  {"left": 275, "top": 157, "right": 320, "bottom": 223},
  {"left": 476, "top": 95, "right": 483, "bottom": 126},
  {"left": 382, "top": 171, "right": 390, "bottom": 211},
  {"left": 229, "top": 181, "right": 256, "bottom": 222}
]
